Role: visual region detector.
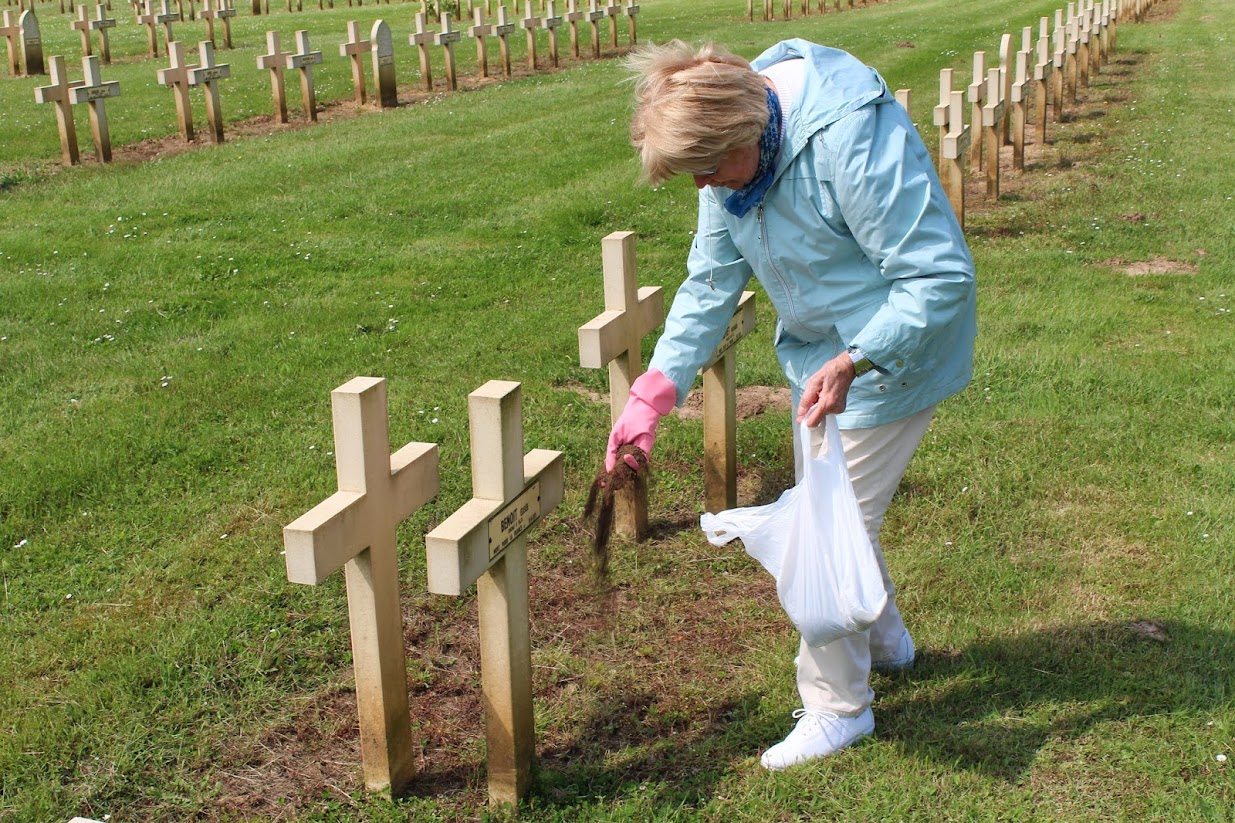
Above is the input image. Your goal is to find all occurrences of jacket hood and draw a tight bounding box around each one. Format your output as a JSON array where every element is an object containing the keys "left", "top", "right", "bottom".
[{"left": 751, "top": 39, "right": 893, "bottom": 175}]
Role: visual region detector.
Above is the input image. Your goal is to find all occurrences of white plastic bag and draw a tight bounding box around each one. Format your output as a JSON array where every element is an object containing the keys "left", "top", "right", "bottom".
[{"left": 700, "top": 417, "right": 887, "bottom": 647}]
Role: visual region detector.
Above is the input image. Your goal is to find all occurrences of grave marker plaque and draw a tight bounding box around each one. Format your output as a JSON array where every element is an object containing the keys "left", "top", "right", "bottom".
[
  {"left": 69, "top": 53, "right": 119, "bottom": 161},
  {"left": 256, "top": 29, "right": 289, "bottom": 122},
  {"left": 187, "top": 39, "right": 229, "bottom": 143},
  {"left": 284, "top": 376, "right": 438, "bottom": 797},
  {"left": 577, "top": 231, "right": 665, "bottom": 541},
  {"left": 286, "top": 29, "right": 322, "bottom": 121},
  {"left": 425, "top": 381, "right": 564, "bottom": 806},
  {"left": 33, "top": 54, "right": 78, "bottom": 164}
]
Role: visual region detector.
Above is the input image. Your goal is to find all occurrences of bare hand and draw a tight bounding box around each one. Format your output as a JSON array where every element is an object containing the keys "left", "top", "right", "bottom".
[{"left": 796, "top": 352, "right": 856, "bottom": 427}]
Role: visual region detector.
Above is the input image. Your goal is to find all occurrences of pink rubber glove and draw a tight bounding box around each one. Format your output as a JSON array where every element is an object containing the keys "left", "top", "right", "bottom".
[{"left": 605, "top": 369, "right": 677, "bottom": 472}]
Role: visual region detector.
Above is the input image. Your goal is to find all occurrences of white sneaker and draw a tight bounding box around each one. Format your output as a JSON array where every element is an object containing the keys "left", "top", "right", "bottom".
[
  {"left": 871, "top": 630, "right": 915, "bottom": 673},
  {"left": 759, "top": 707, "right": 875, "bottom": 770}
]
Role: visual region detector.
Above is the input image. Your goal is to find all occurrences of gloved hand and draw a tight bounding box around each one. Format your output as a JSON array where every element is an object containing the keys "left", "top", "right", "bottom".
[{"left": 605, "top": 369, "right": 677, "bottom": 472}]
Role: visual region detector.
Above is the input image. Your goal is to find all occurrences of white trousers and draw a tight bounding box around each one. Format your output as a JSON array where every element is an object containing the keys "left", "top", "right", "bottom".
[{"left": 791, "top": 405, "right": 936, "bottom": 715}]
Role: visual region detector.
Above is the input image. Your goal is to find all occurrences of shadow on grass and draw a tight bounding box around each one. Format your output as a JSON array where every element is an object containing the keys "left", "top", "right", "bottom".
[{"left": 874, "top": 619, "right": 1235, "bottom": 781}]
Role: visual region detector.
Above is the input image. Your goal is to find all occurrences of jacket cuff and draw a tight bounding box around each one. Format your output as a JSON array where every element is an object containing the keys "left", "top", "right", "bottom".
[{"left": 630, "top": 369, "right": 678, "bottom": 416}]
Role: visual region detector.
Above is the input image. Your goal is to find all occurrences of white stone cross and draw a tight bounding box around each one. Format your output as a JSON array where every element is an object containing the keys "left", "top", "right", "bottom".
[
  {"left": 932, "top": 67, "right": 953, "bottom": 177},
  {"left": 284, "top": 376, "right": 438, "bottom": 796},
  {"left": 285, "top": 29, "right": 322, "bottom": 122},
  {"left": 540, "top": 0, "right": 561, "bottom": 68},
  {"left": 34, "top": 54, "right": 80, "bottom": 164},
  {"left": 980, "top": 67, "right": 1005, "bottom": 199},
  {"left": 198, "top": 0, "right": 218, "bottom": 47},
  {"left": 409, "top": 11, "right": 434, "bottom": 90},
  {"left": 425, "top": 380, "right": 564, "bottom": 805},
  {"left": 69, "top": 53, "right": 119, "bottom": 162},
  {"left": 700, "top": 291, "right": 756, "bottom": 513},
  {"left": 256, "top": 30, "right": 289, "bottom": 123},
  {"left": 157, "top": 39, "right": 198, "bottom": 140},
  {"left": 71, "top": 5, "right": 94, "bottom": 56},
  {"left": 187, "top": 39, "right": 229, "bottom": 143},
  {"left": 967, "top": 50, "right": 985, "bottom": 169},
  {"left": 215, "top": 0, "right": 234, "bottom": 49},
  {"left": 369, "top": 19, "right": 397, "bottom": 107},
  {"left": 997, "top": 33, "right": 1013, "bottom": 146},
  {"left": 154, "top": 0, "right": 180, "bottom": 50},
  {"left": 1010, "top": 35, "right": 1029, "bottom": 170},
  {"left": 577, "top": 230, "right": 664, "bottom": 541},
  {"left": 340, "top": 19, "right": 370, "bottom": 104},
  {"left": 1034, "top": 17, "right": 1050, "bottom": 143},
  {"left": 136, "top": 0, "right": 160, "bottom": 57},
  {"left": 467, "top": 7, "right": 491, "bottom": 78},
  {"left": 433, "top": 11, "right": 460, "bottom": 91},
  {"left": 940, "top": 89, "right": 970, "bottom": 228},
  {"left": 518, "top": 0, "right": 539, "bottom": 71},
  {"left": 89, "top": 4, "right": 115, "bottom": 64}
]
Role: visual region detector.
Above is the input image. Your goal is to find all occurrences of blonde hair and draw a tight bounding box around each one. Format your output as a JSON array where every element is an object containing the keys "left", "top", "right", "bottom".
[{"left": 625, "top": 40, "right": 769, "bottom": 186}]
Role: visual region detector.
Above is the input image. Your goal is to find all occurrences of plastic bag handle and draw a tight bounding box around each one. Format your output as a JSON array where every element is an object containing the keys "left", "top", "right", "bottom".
[{"left": 797, "top": 415, "right": 843, "bottom": 468}]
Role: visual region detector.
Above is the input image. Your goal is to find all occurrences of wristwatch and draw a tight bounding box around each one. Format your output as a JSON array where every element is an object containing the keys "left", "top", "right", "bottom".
[{"left": 847, "top": 345, "right": 875, "bottom": 377}]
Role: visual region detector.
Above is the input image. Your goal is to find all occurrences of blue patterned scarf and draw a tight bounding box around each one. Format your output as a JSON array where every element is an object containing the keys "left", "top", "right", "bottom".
[{"left": 723, "top": 86, "right": 783, "bottom": 218}]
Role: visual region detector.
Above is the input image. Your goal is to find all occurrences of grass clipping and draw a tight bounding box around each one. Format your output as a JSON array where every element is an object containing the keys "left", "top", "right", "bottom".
[{"left": 582, "top": 444, "right": 649, "bottom": 582}]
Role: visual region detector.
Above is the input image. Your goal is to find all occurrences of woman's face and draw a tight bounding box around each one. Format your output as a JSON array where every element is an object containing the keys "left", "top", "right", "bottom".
[{"left": 692, "top": 144, "right": 761, "bottom": 190}]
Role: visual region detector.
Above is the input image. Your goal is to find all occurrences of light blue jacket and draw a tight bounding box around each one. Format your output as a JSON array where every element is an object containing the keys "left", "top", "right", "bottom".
[{"left": 648, "top": 40, "right": 978, "bottom": 429}]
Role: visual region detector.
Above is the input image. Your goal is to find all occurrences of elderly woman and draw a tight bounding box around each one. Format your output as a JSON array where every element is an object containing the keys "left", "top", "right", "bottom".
[{"left": 606, "top": 40, "right": 977, "bottom": 769}]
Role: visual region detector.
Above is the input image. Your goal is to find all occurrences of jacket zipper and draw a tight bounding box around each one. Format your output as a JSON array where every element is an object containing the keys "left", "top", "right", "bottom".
[{"left": 756, "top": 203, "right": 807, "bottom": 333}]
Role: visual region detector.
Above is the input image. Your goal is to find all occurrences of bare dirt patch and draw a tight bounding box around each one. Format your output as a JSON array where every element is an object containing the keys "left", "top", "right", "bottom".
[
  {"left": 675, "top": 385, "right": 791, "bottom": 421},
  {"left": 1105, "top": 256, "right": 1199, "bottom": 277}
]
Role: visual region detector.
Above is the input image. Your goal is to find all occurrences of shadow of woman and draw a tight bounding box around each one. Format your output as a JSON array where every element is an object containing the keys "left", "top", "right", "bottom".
[{"left": 872, "top": 619, "right": 1235, "bottom": 781}]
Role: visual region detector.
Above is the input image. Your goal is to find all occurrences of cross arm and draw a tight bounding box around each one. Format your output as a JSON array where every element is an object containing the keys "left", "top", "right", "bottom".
[
  {"left": 577, "top": 285, "right": 663, "bottom": 368},
  {"left": 284, "top": 489, "right": 367, "bottom": 584}
]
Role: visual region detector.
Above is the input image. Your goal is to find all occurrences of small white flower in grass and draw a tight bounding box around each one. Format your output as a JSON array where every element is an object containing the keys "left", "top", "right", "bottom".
[
  {"left": 309, "top": 445, "right": 316, "bottom": 450},
  {"left": 1218, "top": 754, "right": 1228, "bottom": 763},
  {"left": 66, "top": 593, "right": 73, "bottom": 599},
  {"left": 220, "top": 533, "right": 229, "bottom": 540},
  {"left": 14, "top": 539, "right": 27, "bottom": 548}
]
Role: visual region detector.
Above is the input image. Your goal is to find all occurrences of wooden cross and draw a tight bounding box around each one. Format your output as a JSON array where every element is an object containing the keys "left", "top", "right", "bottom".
[
  {"left": 154, "top": 0, "right": 179, "bottom": 50},
  {"left": 585, "top": 0, "right": 603, "bottom": 58},
  {"left": 18, "top": 8, "right": 41, "bottom": 75},
  {"left": 700, "top": 291, "right": 756, "bottom": 513},
  {"left": 187, "top": 40, "right": 229, "bottom": 143},
  {"left": 932, "top": 67, "right": 952, "bottom": 177},
  {"left": 492, "top": 4, "right": 513, "bottom": 79},
  {"left": 34, "top": 54, "right": 79, "bottom": 164},
  {"left": 540, "top": 0, "right": 560, "bottom": 68},
  {"left": 434, "top": 11, "right": 460, "bottom": 91},
  {"left": 369, "top": 19, "right": 397, "bottom": 107},
  {"left": 89, "top": 4, "right": 115, "bottom": 63},
  {"left": 1033, "top": 17, "right": 1050, "bottom": 143},
  {"left": 1052, "top": 11, "right": 1065, "bottom": 116},
  {"left": 577, "top": 231, "right": 665, "bottom": 541},
  {"left": 198, "top": 0, "right": 216, "bottom": 46},
  {"left": 69, "top": 53, "right": 119, "bottom": 162},
  {"left": 1077, "top": 9, "right": 1090, "bottom": 89},
  {"left": 894, "top": 88, "right": 911, "bottom": 118},
  {"left": 1010, "top": 36, "right": 1029, "bottom": 170},
  {"left": 624, "top": 0, "right": 637, "bottom": 45},
  {"left": 518, "top": 0, "right": 539, "bottom": 71},
  {"left": 339, "top": 19, "right": 370, "bottom": 103},
  {"left": 980, "top": 67, "right": 1004, "bottom": 199},
  {"left": 1065, "top": 6, "right": 1079, "bottom": 104},
  {"left": 284, "top": 376, "right": 438, "bottom": 797},
  {"left": 563, "top": 0, "right": 581, "bottom": 58},
  {"left": 604, "top": 0, "right": 618, "bottom": 49},
  {"left": 467, "top": 7, "right": 490, "bottom": 78},
  {"left": 71, "top": 5, "right": 93, "bottom": 56},
  {"left": 214, "top": 0, "right": 234, "bottom": 49},
  {"left": 157, "top": 39, "right": 197, "bottom": 140},
  {"left": 137, "top": 0, "right": 159, "bottom": 57},
  {"left": 409, "top": 11, "right": 433, "bottom": 90},
  {"left": 256, "top": 30, "right": 289, "bottom": 122},
  {"left": 996, "top": 33, "right": 1012, "bottom": 146},
  {"left": 424, "top": 380, "right": 564, "bottom": 806},
  {"left": 1, "top": 11, "right": 19, "bottom": 77},
  {"left": 286, "top": 30, "right": 322, "bottom": 121},
  {"left": 967, "top": 50, "right": 985, "bottom": 170},
  {"left": 940, "top": 90, "right": 970, "bottom": 229}
]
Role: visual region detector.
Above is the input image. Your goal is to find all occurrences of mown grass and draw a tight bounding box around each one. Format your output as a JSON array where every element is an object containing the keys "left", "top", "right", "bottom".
[{"left": 1, "top": 0, "right": 1233, "bottom": 820}]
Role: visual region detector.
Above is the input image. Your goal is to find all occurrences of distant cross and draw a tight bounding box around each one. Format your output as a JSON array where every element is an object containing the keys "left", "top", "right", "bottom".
[
  {"left": 369, "top": 19, "right": 397, "bottom": 107},
  {"left": 409, "top": 11, "right": 433, "bottom": 90},
  {"left": 157, "top": 39, "right": 197, "bottom": 140},
  {"left": 18, "top": 9, "right": 41, "bottom": 75},
  {"left": 1052, "top": 11, "right": 1065, "bottom": 115},
  {"left": 467, "top": 7, "right": 491, "bottom": 78},
  {"left": 940, "top": 90, "right": 970, "bottom": 228},
  {"left": 967, "top": 50, "right": 985, "bottom": 169},
  {"left": 256, "top": 30, "right": 289, "bottom": 123},
  {"left": 540, "top": 0, "right": 560, "bottom": 68},
  {"left": 434, "top": 11, "right": 460, "bottom": 91},
  {"left": 1010, "top": 37, "right": 1029, "bottom": 170},
  {"left": 563, "top": 0, "right": 582, "bottom": 58},
  {"left": 90, "top": 4, "right": 115, "bottom": 63},
  {"left": 932, "top": 67, "right": 952, "bottom": 177},
  {"left": 980, "top": 67, "right": 1005, "bottom": 199},
  {"left": 33, "top": 54, "right": 80, "bottom": 164},
  {"left": 585, "top": 0, "right": 603, "bottom": 58},
  {"left": 995, "top": 33, "right": 1012, "bottom": 146},
  {"left": 71, "top": 5, "right": 93, "bottom": 56},
  {"left": 492, "top": 4, "right": 513, "bottom": 78},
  {"left": 136, "top": 0, "right": 159, "bottom": 57},
  {"left": 187, "top": 40, "right": 229, "bottom": 143},
  {"left": 1033, "top": 17, "right": 1050, "bottom": 143},
  {"left": 700, "top": 291, "right": 757, "bottom": 513},
  {"left": 577, "top": 231, "right": 665, "bottom": 541},
  {"left": 424, "top": 380, "right": 564, "bottom": 806},
  {"left": 1, "top": 11, "right": 19, "bottom": 77},
  {"left": 1078, "top": 9, "right": 1090, "bottom": 89},
  {"left": 624, "top": 0, "right": 637, "bottom": 46},
  {"left": 154, "top": 0, "right": 180, "bottom": 50},
  {"left": 1065, "top": 8, "right": 1079, "bottom": 103},
  {"left": 339, "top": 19, "right": 370, "bottom": 103},
  {"left": 284, "top": 376, "right": 438, "bottom": 797},
  {"left": 894, "top": 87, "right": 911, "bottom": 118},
  {"left": 604, "top": 0, "right": 618, "bottom": 49},
  {"left": 518, "top": 0, "right": 538, "bottom": 71},
  {"left": 69, "top": 53, "right": 119, "bottom": 162},
  {"left": 286, "top": 29, "right": 322, "bottom": 122},
  {"left": 215, "top": 0, "right": 233, "bottom": 48},
  {"left": 198, "top": 0, "right": 216, "bottom": 47}
]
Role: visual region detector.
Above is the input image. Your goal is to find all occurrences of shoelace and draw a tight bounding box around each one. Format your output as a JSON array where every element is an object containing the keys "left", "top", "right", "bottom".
[{"left": 791, "top": 707, "right": 840, "bottom": 727}]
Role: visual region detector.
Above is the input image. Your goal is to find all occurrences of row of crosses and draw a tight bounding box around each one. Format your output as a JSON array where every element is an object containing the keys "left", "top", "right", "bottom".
[
  {"left": 751, "top": 0, "right": 890, "bottom": 24},
  {"left": 134, "top": 0, "right": 235, "bottom": 58},
  {"left": 284, "top": 232, "right": 758, "bottom": 805}
]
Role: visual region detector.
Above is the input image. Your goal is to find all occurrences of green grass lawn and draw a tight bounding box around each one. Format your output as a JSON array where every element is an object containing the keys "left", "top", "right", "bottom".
[{"left": 1, "top": 0, "right": 1233, "bottom": 820}]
